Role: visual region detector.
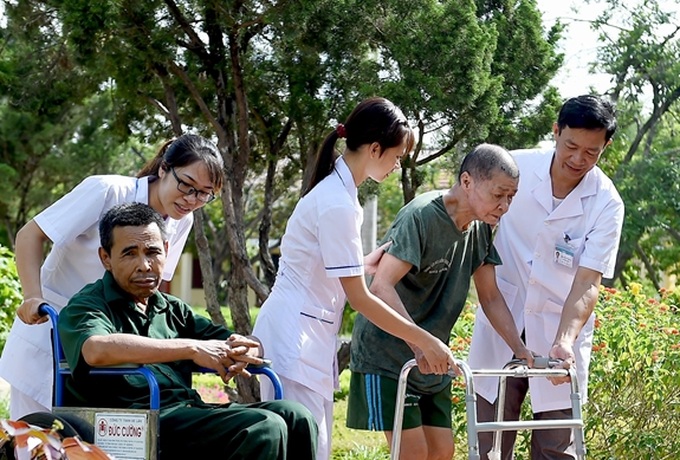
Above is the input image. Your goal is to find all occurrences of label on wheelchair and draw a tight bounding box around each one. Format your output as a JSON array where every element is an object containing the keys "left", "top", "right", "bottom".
[{"left": 94, "top": 412, "right": 149, "bottom": 460}]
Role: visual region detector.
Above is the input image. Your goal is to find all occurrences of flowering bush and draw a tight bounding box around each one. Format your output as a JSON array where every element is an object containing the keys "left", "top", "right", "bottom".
[
  {"left": 194, "top": 380, "right": 232, "bottom": 404},
  {"left": 192, "top": 374, "right": 233, "bottom": 405},
  {"left": 585, "top": 284, "right": 680, "bottom": 459},
  {"left": 0, "top": 246, "right": 22, "bottom": 353},
  {"left": 446, "top": 285, "right": 680, "bottom": 459}
]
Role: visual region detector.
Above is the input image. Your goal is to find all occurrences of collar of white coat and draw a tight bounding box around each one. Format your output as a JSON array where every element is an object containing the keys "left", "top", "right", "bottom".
[
  {"left": 135, "top": 176, "right": 150, "bottom": 203},
  {"left": 334, "top": 156, "right": 359, "bottom": 203},
  {"left": 531, "top": 150, "right": 600, "bottom": 221}
]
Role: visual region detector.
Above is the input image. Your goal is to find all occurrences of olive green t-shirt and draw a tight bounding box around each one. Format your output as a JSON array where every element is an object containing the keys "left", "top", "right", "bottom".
[
  {"left": 350, "top": 191, "right": 501, "bottom": 393},
  {"left": 58, "top": 271, "right": 233, "bottom": 409}
]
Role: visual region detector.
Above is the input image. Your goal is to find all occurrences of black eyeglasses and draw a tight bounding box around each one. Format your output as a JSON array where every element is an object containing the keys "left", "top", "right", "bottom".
[{"left": 169, "top": 168, "right": 216, "bottom": 203}]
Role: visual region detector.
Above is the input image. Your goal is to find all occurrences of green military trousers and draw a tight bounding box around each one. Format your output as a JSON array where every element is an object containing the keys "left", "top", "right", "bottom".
[{"left": 159, "top": 399, "right": 318, "bottom": 459}]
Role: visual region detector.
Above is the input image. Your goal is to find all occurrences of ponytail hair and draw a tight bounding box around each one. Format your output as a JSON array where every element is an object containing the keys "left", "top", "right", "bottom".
[
  {"left": 137, "top": 134, "right": 225, "bottom": 192},
  {"left": 304, "top": 97, "right": 414, "bottom": 195}
]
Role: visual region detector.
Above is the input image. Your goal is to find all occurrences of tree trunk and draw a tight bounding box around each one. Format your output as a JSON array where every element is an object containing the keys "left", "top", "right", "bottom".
[
  {"left": 609, "top": 246, "right": 634, "bottom": 287},
  {"left": 194, "top": 209, "right": 227, "bottom": 327},
  {"left": 158, "top": 82, "right": 228, "bottom": 326},
  {"left": 336, "top": 339, "right": 351, "bottom": 375},
  {"left": 635, "top": 242, "right": 661, "bottom": 292},
  {"left": 361, "top": 195, "right": 378, "bottom": 253},
  {"left": 259, "top": 157, "right": 278, "bottom": 289},
  {"left": 401, "top": 158, "right": 418, "bottom": 204}
]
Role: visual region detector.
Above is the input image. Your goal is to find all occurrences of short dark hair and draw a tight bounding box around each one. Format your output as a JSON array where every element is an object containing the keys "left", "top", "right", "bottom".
[
  {"left": 458, "top": 143, "right": 519, "bottom": 182},
  {"left": 99, "top": 203, "right": 168, "bottom": 254},
  {"left": 557, "top": 95, "right": 617, "bottom": 143}
]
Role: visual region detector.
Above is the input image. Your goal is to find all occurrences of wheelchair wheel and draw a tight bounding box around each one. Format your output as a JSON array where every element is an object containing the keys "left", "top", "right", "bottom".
[{"left": 18, "top": 411, "right": 93, "bottom": 442}]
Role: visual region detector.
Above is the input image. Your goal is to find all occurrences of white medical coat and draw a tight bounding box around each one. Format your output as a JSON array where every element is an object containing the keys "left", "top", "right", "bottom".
[
  {"left": 0, "top": 175, "right": 193, "bottom": 408},
  {"left": 253, "top": 157, "right": 364, "bottom": 401},
  {"left": 468, "top": 148, "right": 624, "bottom": 413}
]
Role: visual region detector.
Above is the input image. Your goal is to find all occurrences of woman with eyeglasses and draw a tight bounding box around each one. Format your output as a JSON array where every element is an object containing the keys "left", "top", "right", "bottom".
[{"left": 0, "top": 133, "right": 224, "bottom": 420}]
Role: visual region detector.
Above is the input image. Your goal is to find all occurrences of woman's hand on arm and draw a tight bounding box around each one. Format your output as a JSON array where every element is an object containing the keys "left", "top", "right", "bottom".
[
  {"left": 15, "top": 220, "right": 51, "bottom": 325},
  {"left": 363, "top": 241, "right": 392, "bottom": 276}
]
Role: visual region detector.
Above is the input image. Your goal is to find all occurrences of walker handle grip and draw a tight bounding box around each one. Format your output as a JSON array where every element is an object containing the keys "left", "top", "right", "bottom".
[
  {"left": 506, "top": 356, "right": 563, "bottom": 369},
  {"left": 533, "top": 356, "right": 550, "bottom": 369}
]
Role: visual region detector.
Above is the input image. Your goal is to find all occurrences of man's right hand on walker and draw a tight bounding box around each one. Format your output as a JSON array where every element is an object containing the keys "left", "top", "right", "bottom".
[{"left": 547, "top": 340, "right": 575, "bottom": 385}]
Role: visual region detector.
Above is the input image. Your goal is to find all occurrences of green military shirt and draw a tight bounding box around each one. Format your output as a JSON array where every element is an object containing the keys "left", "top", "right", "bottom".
[
  {"left": 58, "top": 271, "right": 233, "bottom": 409},
  {"left": 350, "top": 191, "right": 501, "bottom": 393}
]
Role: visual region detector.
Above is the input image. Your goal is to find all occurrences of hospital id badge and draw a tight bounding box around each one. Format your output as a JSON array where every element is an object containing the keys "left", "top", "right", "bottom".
[{"left": 554, "top": 243, "right": 574, "bottom": 268}]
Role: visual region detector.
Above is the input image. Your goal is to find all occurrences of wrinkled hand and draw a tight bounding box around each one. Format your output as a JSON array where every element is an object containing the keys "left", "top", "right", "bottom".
[
  {"left": 548, "top": 341, "right": 575, "bottom": 385},
  {"left": 410, "top": 345, "right": 432, "bottom": 374},
  {"left": 17, "top": 298, "right": 50, "bottom": 325},
  {"left": 192, "top": 337, "right": 263, "bottom": 383},
  {"left": 416, "top": 335, "right": 460, "bottom": 376},
  {"left": 363, "top": 241, "right": 392, "bottom": 276}
]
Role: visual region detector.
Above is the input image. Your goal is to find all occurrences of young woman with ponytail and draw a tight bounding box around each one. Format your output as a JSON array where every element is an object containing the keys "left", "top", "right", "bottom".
[
  {"left": 0, "top": 133, "right": 224, "bottom": 420},
  {"left": 253, "top": 97, "right": 457, "bottom": 460}
]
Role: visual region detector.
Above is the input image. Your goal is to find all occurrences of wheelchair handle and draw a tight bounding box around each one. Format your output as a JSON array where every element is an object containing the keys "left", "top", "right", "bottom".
[
  {"left": 247, "top": 358, "right": 273, "bottom": 369},
  {"left": 38, "top": 303, "right": 51, "bottom": 316}
]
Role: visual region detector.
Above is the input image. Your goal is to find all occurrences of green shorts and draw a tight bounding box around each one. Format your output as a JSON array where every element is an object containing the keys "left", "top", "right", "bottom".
[{"left": 346, "top": 371, "right": 452, "bottom": 431}]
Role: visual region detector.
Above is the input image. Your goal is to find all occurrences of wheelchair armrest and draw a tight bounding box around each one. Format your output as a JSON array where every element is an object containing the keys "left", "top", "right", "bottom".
[
  {"left": 40, "top": 304, "right": 161, "bottom": 410},
  {"left": 194, "top": 360, "right": 284, "bottom": 400},
  {"left": 40, "top": 304, "right": 283, "bottom": 406}
]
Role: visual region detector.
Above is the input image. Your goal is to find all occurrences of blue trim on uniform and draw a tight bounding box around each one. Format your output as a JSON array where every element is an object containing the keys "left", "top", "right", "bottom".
[
  {"left": 299, "top": 312, "right": 334, "bottom": 324},
  {"left": 325, "top": 264, "right": 363, "bottom": 270}
]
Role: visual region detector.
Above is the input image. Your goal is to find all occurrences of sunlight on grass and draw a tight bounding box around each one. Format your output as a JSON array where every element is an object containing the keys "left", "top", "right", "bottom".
[{"left": 331, "top": 369, "right": 477, "bottom": 460}]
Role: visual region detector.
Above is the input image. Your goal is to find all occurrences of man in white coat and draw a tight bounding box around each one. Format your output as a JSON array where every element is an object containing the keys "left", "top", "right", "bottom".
[{"left": 468, "top": 95, "right": 625, "bottom": 459}]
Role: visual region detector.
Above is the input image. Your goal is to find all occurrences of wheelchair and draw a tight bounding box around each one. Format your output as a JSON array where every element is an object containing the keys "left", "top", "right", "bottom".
[{"left": 32, "top": 304, "right": 284, "bottom": 460}]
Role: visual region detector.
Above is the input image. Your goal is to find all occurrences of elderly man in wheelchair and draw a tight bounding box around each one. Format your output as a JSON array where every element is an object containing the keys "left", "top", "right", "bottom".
[{"left": 40, "top": 202, "right": 317, "bottom": 460}]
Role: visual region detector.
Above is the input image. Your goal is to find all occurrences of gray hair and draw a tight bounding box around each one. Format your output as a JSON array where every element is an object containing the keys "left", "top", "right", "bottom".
[{"left": 458, "top": 143, "right": 518, "bottom": 182}]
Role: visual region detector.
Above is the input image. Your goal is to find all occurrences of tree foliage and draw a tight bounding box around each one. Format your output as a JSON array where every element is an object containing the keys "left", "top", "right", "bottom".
[
  {"left": 1, "top": 0, "right": 565, "bottom": 400},
  {"left": 587, "top": 0, "right": 680, "bottom": 286},
  {"left": 350, "top": 0, "right": 565, "bottom": 202},
  {"left": 0, "top": 2, "right": 135, "bottom": 246}
]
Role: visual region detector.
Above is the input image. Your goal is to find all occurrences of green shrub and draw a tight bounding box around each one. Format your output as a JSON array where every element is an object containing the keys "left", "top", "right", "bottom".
[
  {"left": 585, "top": 284, "right": 680, "bottom": 459},
  {"left": 333, "top": 285, "right": 680, "bottom": 459},
  {"left": 447, "top": 285, "right": 680, "bottom": 459},
  {"left": 0, "top": 245, "right": 21, "bottom": 353}
]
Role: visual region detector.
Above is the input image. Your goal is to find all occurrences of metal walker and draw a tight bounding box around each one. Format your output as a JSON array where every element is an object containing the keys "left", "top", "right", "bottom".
[{"left": 390, "top": 357, "right": 586, "bottom": 460}]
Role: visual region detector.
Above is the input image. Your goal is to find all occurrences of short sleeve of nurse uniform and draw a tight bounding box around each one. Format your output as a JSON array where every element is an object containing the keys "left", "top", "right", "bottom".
[{"left": 317, "top": 203, "right": 364, "bottom": 279}]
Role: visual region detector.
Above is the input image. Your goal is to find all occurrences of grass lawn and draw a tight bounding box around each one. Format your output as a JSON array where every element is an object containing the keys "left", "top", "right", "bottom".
[
  {"left": 189, "top": 308, "right": 472, "bottom": 459},
  {"left": 332, "top": 370, "right": 390, "bottom": 460}
]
